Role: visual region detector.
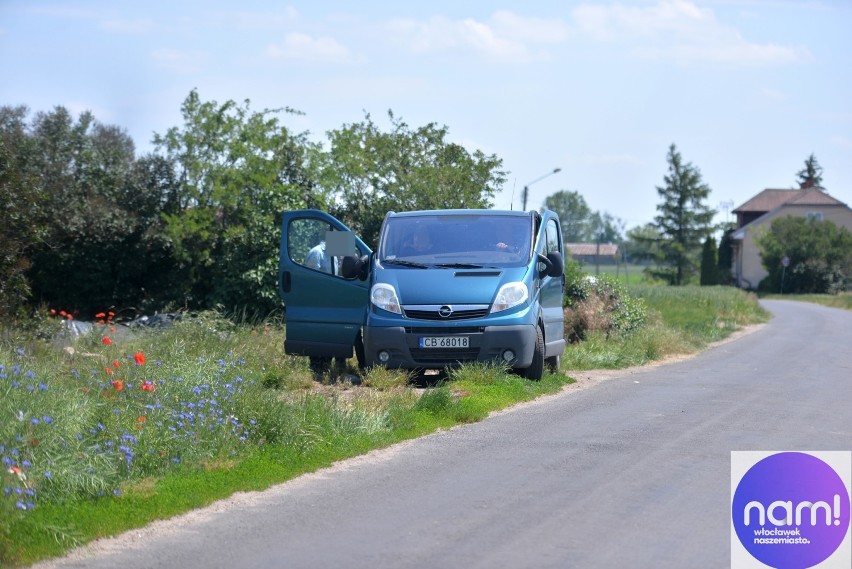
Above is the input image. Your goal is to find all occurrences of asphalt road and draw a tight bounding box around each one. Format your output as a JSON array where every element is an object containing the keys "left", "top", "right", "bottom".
[{"left": 37, "top": 299, "right": 852, "bottom": 569}]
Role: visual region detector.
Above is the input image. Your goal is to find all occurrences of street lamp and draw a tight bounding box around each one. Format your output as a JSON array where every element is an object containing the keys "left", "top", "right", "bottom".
[{"left": 521, "top": 167, "right": 561, "bottom": 210}]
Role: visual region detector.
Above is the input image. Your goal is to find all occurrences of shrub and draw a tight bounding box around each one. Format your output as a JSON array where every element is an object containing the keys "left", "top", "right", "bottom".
[{"left": 564, "top": 274, "right": 646, "bottom": 341}]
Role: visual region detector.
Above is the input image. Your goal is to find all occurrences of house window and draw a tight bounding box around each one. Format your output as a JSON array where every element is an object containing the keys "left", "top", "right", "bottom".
[{"left": 806, "top": 211, "right": 824, "bottom": 221}]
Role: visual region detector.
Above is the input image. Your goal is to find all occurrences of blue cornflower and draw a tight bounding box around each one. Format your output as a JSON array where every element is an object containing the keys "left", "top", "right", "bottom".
[
  {"left": 113, "top": 489, "right": 121, "bottom": 496},
  {"left": 172, "top": 458, "right": 181, "bottom": 464},
  {"left": 16, "top": 348, "right": 25, "bottom": 356},
  {"left": 44, "top": 472, "right": 52, "bottom": 479},
  {"left": 21, "top": 460, "right": 31, "bottom": 468},
  {"left": 15, "top": 501, "right": 26, "bottom": 510},
  {"left": 30, "top": 418, "right": 40, "bottom": 425},
  {"left": 27, "top": 370, "right": 35, "bottom": 379},
  {"left": 43, "top": 416, "right": 53, "bottom": 424},
  {"left": 39, "top": 383, "right": 48, "bottom": 391}
]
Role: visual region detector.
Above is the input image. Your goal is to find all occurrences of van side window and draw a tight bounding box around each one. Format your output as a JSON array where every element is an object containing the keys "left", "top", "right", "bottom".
[
  {"left": 289, "top": 218, "right": 340, "bottom": 276},
  {"left": 545, "top": 219, "right": 561, "bottom": 255}
]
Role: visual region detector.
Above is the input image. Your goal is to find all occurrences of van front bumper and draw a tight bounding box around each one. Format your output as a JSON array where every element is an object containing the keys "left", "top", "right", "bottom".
[{"left": 362, "top": 324, "right": 537, "bottom": 369}]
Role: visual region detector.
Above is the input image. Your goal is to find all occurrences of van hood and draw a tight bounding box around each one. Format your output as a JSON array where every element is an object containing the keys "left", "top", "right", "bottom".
[{"left": 381, "top": 265, "right": 530, "bottom": 305}]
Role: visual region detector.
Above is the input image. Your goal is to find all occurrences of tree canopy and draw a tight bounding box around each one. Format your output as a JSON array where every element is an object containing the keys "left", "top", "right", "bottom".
[
  {"left": 323, "top": 111, "right": 505, "bottom": 248},
  {"left": 755, "top": 216, "right": 851, "bottom": 294},
  {"left": 543, "top": 190, "right": 623, "bottom": 244},
  {"left": 652, "top": 144, "right": 716, "bottom": 285},
  {"left": 796, "top": 153, "right": 824, "bottom": 189},
  {"left": 0, "top": 95, "right": 505, "bottom": 318}
]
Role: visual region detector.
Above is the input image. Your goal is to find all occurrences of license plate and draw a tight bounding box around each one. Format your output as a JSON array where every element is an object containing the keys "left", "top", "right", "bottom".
[{"left": 419, "top": 336, "right": 469, "bottom": 349}]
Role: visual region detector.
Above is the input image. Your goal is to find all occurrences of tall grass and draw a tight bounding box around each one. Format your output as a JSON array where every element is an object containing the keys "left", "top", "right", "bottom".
[
  {"left": 1, "top": 288, "right": 768, "bottom": 565},
  {"left": 563, "top": 286, "right": 769, "bottom": 370}
]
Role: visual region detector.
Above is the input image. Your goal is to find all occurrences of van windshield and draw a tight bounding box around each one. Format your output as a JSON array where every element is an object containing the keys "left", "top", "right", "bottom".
[{"left": 380, "top": 214, "right": 533, "bottom": 267}]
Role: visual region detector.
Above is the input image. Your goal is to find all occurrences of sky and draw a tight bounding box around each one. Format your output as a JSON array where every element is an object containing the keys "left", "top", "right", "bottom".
[{"left": 1, "top": 0, "right": 851, "bottom": 232}]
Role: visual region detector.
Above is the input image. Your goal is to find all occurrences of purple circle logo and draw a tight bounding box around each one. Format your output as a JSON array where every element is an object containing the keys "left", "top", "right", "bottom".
[{"left": 732, "top": 452, "right": 850, "bottom": 568}]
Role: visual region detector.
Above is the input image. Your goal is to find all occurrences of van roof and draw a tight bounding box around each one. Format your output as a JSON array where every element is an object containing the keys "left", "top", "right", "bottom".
[{"left": 386, "top": 209, "right": 535, "bottom": 218}]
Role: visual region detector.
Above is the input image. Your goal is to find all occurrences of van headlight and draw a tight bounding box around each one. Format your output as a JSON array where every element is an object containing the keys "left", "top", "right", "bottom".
[
  {"left": 371, "top": 283, "right": 402, "bottom": 314},
  {"left": 491, "top": 282, "right": 528, "bottom": 313}
]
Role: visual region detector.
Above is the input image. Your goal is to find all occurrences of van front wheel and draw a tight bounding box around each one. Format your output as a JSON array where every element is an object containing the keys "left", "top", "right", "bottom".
[{"left": 522, "top": 326, "right": 545, "bottom": 381}]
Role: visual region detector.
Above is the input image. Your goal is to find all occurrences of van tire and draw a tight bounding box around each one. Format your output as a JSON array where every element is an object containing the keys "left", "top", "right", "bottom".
[{"left": 523, "top": 326, "right": 545, "bottom": 380}]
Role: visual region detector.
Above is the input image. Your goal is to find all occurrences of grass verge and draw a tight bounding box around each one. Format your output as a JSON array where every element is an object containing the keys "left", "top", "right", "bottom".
[
  {"left": 1, "top": 287, "right": 768, "bottom": 566},
  {"left": 761, "top": 292, "right": 852, "bottom": 311},
  {"left": 563, "top": 285, "right": 770, "bottom": 370}
]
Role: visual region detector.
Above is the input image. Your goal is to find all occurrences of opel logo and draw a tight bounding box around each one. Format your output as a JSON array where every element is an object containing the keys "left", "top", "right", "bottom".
[{"left": 438, "top": 305, "right": 453, "bottom": 318}]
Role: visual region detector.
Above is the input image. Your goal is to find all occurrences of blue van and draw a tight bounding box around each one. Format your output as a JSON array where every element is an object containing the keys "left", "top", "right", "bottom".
[{"left": 278, "top": 209, "right": 566, "bottom": 379}]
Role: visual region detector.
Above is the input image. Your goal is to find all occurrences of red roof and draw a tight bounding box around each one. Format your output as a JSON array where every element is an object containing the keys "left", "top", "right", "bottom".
[
  {"left": 733, "top": 187, "right": 846, "bottom": 213},
  {"left": 566, "top": 243, "right": 620, "bottom": 256}
]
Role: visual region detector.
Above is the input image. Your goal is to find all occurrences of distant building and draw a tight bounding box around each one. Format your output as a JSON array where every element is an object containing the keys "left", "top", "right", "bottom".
[
  {"left": 566, "top": 243, "right": 620, "bottom": 265},
  {"left": 730, "top": 185, "right": 852, "bottom": 289}
]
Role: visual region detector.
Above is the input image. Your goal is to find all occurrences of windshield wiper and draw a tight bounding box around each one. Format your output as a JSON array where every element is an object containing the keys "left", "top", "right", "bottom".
[
  {"left": 434, "top": 263, "right": 486, "bottom": 269},
  {"left": 382, "top": 258, "right": 431, "bottom": 269}
]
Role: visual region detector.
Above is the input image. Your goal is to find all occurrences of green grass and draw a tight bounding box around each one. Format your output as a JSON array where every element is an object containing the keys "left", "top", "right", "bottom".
[
  {"left": 563, "top": 286, "right": 770, "bottom": 370},
  {"left": 761, "top": 292, "right": 852, "bottom": 311},
  {"left": 0, "top": 289, "right": 768, "bottom": 566},
  {"left": 579, "top": 262, "right": 651, "bottom": 286}
]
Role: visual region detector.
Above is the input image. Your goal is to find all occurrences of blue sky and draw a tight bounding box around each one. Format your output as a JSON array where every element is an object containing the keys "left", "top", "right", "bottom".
[{"left": 2, "top": 0, "right": 850, "bottom": 231}]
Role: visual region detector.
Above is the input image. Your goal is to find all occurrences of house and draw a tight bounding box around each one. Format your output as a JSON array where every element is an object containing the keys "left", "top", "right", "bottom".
[
  {"left": 566, "top": 243, "right": 620, "bottom": 265},
  {"left": 730, "top": 184, "right": 852, "bottom": 289}
]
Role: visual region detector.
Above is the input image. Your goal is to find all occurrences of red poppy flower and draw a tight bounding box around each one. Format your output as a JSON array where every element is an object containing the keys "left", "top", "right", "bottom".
[
  {"left": 111, "top": 380, "right": 124, "bottom": 391},
  {"left": 50, "top": 309, "right": 56, "bottom": 316},
  {"left": 105, "top": 367, "right": 114, "bottom": 376},
  {"left": 66, "top": 314, "right": 73, "bottom": 320},
  {"left": 59, "top": 310, "right": 67, "bottom": 317},
  {"left": 141, "top": 381, "right": 155, "bottom": 392},
  {"left": 95, "top": 312, "right": 106, "bottom": 319},
  {"left": 134, "top": 352, "right": 146, "bottom": 366},
  {"left": 102, "top": 336, "right": 112, "bottom": 345},
  {"left": 112, "top": 360, "right": 120, "bottom": 369}
]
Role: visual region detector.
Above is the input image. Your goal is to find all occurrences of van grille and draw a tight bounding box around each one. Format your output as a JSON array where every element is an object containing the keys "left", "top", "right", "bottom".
[{"left": 402, "top": 304, "right": 489, "bottom": 321}]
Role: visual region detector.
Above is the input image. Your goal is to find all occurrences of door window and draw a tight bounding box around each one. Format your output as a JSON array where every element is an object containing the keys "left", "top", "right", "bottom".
[
  {"left": 545, "top": 219, "right": 561, "bottom": 254},
  {"left": 288, "top": 218, "right": 362, "bottom": 277}
]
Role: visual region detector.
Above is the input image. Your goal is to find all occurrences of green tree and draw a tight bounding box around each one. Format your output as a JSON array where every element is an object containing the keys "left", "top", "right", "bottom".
[
  {"left": 699, "top": 236, "right": 718, "bottom": 285},
  {"left": 755, "top": 216, "right": 851, "bottom": 294},
  {"left": 323, "top": 111, "right": 506, "bottom": 248},
  {"left": 152, "top": 89, "right": 320, "bottom": 312},
  {"left": 652, "top": 144, "right": 716, "bottom": 285},
  {"left": 623, "top": 223, "right": 663, "bottom": 265},
  {"left": 588, "top": 211, "right": 625, "bottom": 244},
  {"left": 0, "top": 107, "right": 46, "bottom": 317},
  {"left": 543, "top": 190, "right": 591, "bottom": 242},
  {"left": 716, "top": 225, "right": 735, "bottom": 285},
  {"left": 796, "top": 153, "right": 824, "bottom": 189}
]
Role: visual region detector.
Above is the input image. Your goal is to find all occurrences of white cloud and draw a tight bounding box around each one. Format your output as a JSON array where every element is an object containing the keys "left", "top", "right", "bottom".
[
  {"left": 151, "top": 48, "right": 207, "bottom": 74},
  {"left": 386, "top": 12, "right": 569, "bottom": 63},
  {"left": 265, "top": 33, "right": 350, "bottom": 62},
  {"left": 571, "top": 0, "right": 809, "bottom": 66}
]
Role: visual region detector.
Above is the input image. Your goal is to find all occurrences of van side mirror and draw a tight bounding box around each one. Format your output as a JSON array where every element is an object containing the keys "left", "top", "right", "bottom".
[
  {"left": 341, "top": 255, "right": 369, "bottom": 280},
  {"left": 537, "top": 251, "right": 564, "bottom": 278}
]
